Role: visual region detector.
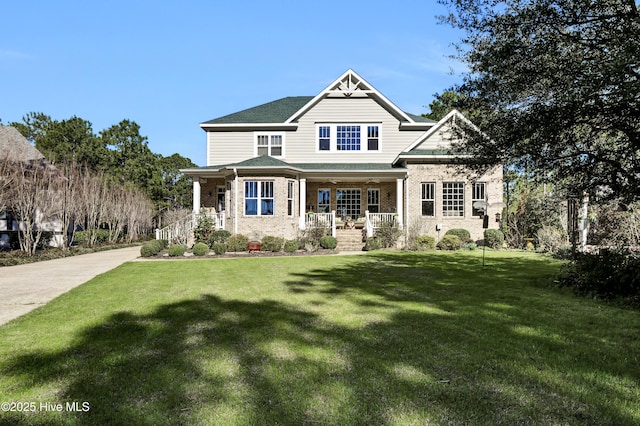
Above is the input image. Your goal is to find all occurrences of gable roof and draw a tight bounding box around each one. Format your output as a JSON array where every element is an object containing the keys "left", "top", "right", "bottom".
[
  {"left": 202, "top": 96, "right": 313, "bottom": 125},
  {"left": 201, "top": 70, "right": 436, "bottom": 129},
  {"left": 0, "top": 126, "right": 46, "bottom": 163}
]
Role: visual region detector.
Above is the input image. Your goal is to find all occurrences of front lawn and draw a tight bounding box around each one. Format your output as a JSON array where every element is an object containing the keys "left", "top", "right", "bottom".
[{"left": 0, "top": 251, "right": 638, "bottom": 425}]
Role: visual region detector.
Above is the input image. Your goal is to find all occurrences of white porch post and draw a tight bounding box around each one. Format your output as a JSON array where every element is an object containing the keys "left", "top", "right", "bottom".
[
  {"left": 299, "top": 178, "right": 307, "bottom": 229},
  {"left": 396, "top": 178, "right": 404, "bottom": 229},
  {"left": 193, "top": 179, "right": 201, "bottom": 214}
]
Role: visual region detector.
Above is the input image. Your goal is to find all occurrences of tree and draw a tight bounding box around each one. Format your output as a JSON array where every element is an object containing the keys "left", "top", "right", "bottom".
[
  {"left": 10, "top": 113, "right": 109, "bottom": 169},
  {"left": 439, "top": 0, "right": 640, "bottom": 202},
  {"left": 101, "top": 120, "right": 163, "bottom": 201},
  {"left": 423, "top": 91, "right": 463, "bottom": 121},
  {"left": 158, "top": 153, "right": 196, "bottom": 210}
]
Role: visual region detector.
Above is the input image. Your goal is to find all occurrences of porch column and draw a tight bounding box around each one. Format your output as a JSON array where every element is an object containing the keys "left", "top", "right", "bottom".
[
  {"left": 193, "top": 179, "right": 201, "bottom": 214},
  {"left": 299, "top": 178, "right": 307, "bottom": 229},
  {"left": 396, "top": 178, "right": 404, "bottom": 229}
]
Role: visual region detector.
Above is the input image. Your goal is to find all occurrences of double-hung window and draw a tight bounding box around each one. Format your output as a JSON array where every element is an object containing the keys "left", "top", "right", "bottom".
[
  {"left": 472, "top": 182, "right": 486, "bottom": 217},
  {"left": 367, "top": 126, "right": 379, "bottom": 151},
  {"left": 318, "top": 126, "right": 330, "bottom": 151},
  {"left": 255, "top": 133, "right": 283, "bottom": 157},
  {"left": 245, "top": 181, "right": 274, "bottom": 216},
  {"left": 287, "top": 181, "right": 295, "bottom": 216},
  {"left": 317, "top": 189, "right": 330, "bottom": 213},
  {"left": 421, "top": 183, "right": 435, "bottom": 216},
  {"left": 367, "top": 189, "right": 380, "bottom": 213},
  {"left": 442, "top": 182, "right": 464, "bottom": 217}
]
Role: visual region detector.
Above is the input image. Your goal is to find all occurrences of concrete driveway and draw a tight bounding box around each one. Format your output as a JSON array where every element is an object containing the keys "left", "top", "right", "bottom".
[{"left": 0, "top": 246, "right": 140, "bottom": 326}]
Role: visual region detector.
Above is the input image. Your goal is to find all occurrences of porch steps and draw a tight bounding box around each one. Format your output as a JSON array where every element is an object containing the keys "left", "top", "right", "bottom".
[{"left": 336, "top": 229, "right": 365, "bottom": 252}]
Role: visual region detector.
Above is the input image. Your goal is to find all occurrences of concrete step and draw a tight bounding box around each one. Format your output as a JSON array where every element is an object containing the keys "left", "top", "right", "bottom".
[{"left": 336, "top": 229, "right": 366, "bottom": 251}]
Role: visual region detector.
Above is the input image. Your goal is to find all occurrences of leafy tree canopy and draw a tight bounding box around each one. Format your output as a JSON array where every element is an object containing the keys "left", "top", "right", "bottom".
[{"left": 439, "top": 0, "right": 640, "bottom": 202}]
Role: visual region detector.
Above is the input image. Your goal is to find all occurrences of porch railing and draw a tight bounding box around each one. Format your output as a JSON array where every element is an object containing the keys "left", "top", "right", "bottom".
[
  {"left": 365, "top": 211, "right": 400, "bottom": 237},
  {"left": 305, "top": 211, "right": 337, "bottom": 237},
  {"left": 155, "top": 210, "right": 225, "bottom": 245}
]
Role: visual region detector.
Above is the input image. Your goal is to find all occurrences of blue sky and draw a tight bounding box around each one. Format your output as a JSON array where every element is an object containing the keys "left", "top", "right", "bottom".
[{"left": 1, "top": 1, "right": 466, "bottom": 166}]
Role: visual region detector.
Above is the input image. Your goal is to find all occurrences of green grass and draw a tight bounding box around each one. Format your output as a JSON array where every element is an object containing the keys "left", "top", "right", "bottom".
[{"left": 1, "top": 251, "right": 639, "bottom": 425}]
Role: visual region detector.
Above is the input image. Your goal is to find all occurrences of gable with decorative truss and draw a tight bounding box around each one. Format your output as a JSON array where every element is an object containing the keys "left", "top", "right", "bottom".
[{"left": 285, "top": 69, "right": 414, "bottom": 124}]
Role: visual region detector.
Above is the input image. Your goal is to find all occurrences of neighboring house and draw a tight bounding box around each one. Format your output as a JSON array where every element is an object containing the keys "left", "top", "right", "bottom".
[
  {"left": 181, "top": 69, "right": 502, "bottom": 248},
  {"left": 0, "top": 125, "right": 63, "bottom": 248}
]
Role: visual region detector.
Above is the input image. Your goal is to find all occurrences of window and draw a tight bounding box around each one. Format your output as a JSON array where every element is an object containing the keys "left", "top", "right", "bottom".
[
  {"left": 337, "top": 125, "right": 360, "bottom": 151},
  {"left": 442, "top": 182, "right": 464, "bottom": 217},
  {"left": 367, "top": 189, "right": 379, "bottom": 213},
  {"left": 421, "top": 183, "right": 435, "bottom": 216},
  {"left": 337, "top": 189, "right": 361, "bottom": 218},
  {"left": 318, "top": 126, "right": 330, "bottom": 151},
  {"left": 317, "top": 189, "right": 330, "bottom": 213},
  {"left": 472, "top": 182, "right": 486, "bottom": 217},
  {"left": 245, "top": 181, "right": 274, "bottom": 216},
  {"left": 316, "top": 123, "right": 381, "bottom": 152},
  {"left": 255, "top": 133, "right": 283, "bottom": 157},
  {"left": 367, "top": 126, "right": 379, "bottom": 151},
  {"left": 287, "top": 181, "right": 295, "bottom": 216}
]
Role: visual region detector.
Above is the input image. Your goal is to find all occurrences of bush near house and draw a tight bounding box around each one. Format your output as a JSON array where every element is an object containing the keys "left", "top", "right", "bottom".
[
  {"left": 191, "top": 242, "right": 209, "bottom": 256},
  {"left": 445, "top": 228, "right": 471, "bottom": 243},
  {"left": 284, "top": 239, "right": 298, "bottom": 253},
  {"left": 375, "top": 221, "right": 402, "bottom": 248},
  {"left": 412, "top": 235, "right": 436, "bottom": 251},
  {"left": 213, "top": 242, "right": 226, "bottom": 255},
  {"left": 437, "top": 234, "right": 462, "bottom": 251},
  {"left": 261, "top": 236, "right": 285, "bottom": 252},
  {"left": 168, "top": 244, "right": 186, "bottom": 257},
  {"left": 140, "top": 239, "right": 167, "bottom": 257},
  {"left": 225, "top": 234, "right": 249, "bottom": 252},
  {"left": 484, "top": 229, "right": 505, "bottom": 249},
  {"left": 364, "top": 237, "right": 382, "bottom": 251},
  {"left": 319, "top": 235, "right": 337, "bottom": 250}
]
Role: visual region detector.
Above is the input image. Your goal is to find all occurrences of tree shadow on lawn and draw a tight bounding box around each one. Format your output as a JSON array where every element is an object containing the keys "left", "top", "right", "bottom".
[{"left": 2, "top": 252, "right": 639, "bottom": 425}]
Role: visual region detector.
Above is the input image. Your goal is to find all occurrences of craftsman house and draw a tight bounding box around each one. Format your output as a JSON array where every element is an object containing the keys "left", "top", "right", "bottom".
[{"left": 181, "top": 69, "right": 502, "bottom": 248}]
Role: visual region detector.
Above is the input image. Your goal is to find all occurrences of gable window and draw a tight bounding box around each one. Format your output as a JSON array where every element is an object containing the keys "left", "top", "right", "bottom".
[
  {"left": 337, "top": 125, "right": 360, "bottom": 151},
  {"left": 287, "top": 181, "right": 295, "bottom": 216},
  {"left": 255, "top": 133, "right": 284, "bottom": 157},
  {"left": 367, "top": 189, "right": 380, "bottom": 213},
  {"left": 337, "top": 189, "right": 361, "bottom": 218},
  {"left": 472, "top": 182, "right": 486, "bottom": 217},
  {"left": 317, "top": 189, "right": 330, "bottom": 213},
  {"left": 442, "top": 182, "right": 464, "bottom": 217},
  {"left": 421, "top": 182, "right": 435, "bottom": 216},
  {"left": 245, "top": 181, "right": 274, "bottom": 216},
  {"left": 316, "top": 124, "right": 380, "bottom": 152},
  {"left": 318, "top": 126, "right": 330, "bottom": 151},
  {"left": 367, "top": 126, "right": 379, "bottom": 151}
]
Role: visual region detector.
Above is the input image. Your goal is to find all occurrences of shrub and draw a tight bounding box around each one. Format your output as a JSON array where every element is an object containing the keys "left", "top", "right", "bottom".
[
  {"left": 557, "top": 248, "right": 640, "bottom": 305},
  {"left": 73, "top": 229, "right": 110, "bottom": 247},
  {"left": 261, "top": 236, "right": 285, "bottom": 252},
  {"left": 211, "top": 230, "right": 231, "bottom": 245},
  {"left": 437, "top": 234, "right": 461, "bottom": 251},
  {"left": 319, "top": 235, "right": 337, "bottom": 250},
  {"left": 445, "top": 228, "right": 471, "bottom": 243},
  {"left": 192, "top": 242, "right": 209, "bottom": 256},
  {"left": 140, "top": 239, "right": 167, "bottom": 257},
  {"left": 213, "top": 242, "right": 226, "bottom": 255},
  {"left": 284, "top": 239, "right": 298, "bottom": 253},
  {"left": 484, "top": 229, "right": 505, "bottom": 249},
  {"left": 375, "top": 221, "right": 402, "bottom": 248},
  {"left": 168, "top": 244, "right": 186, "bottom": 257},
  {"left": 225, "top": 234, "right": 249, "bottom": 252},
  {"left": 462, "top": 242, "right": 478, "bottom": 250},
  {"left": 364, "top": 237, "right": 381, "bottom": 251},
  {"left": 536, "top": 225, "right": 566, "bottom": 252},
  {"left": 193, "top": 214, "right": 216, "bottom": 246},
  {"left": 413, "top": 235, "right": 436, "bottom": 251}
]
